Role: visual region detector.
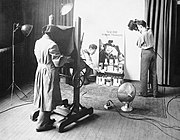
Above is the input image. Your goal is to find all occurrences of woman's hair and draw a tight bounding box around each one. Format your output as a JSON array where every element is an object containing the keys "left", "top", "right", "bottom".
[
  {"left": 136, "top": 20, "right": 146, "bottom": 28},
  {"left": 89, "top": 44, "right": 97, "bottom": 50}
]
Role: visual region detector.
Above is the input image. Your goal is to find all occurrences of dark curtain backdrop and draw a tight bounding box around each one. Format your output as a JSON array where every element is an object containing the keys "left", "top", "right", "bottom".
[
  {"left": 145, "top": 0, "right": 177, "bottom": 86},
  {"left": 21, "top": 0, "right": 74, "bottom": 79},
  {"left": 0, "top": 0, "right": 26, "bottom": 93},
  {"left": 0, "top": 0, "right": 23, "bottom": 49}
]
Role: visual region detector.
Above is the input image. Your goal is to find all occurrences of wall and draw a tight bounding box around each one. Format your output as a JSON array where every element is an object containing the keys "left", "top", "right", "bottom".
[
  {"left": 20, "top": 0, "right": 74, "bottom": 77},
  {"left": 0, "top": 0, "right": 23, "bottom": 48},
  {"left": 73, "top": 0, "right": 145, "bottom": 80}
]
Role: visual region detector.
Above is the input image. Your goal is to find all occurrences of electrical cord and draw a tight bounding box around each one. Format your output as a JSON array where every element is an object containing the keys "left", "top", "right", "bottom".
[
  {"left": 1, "top": 83, "right": 179, "bottom": 140},
  {"left": 0, "top": 82, "right": 77, "bottom": 116},
  {"left": 65, "top": 85, "right": 180, "bottom": 140},
  {"left": 0, "top": 102, "right": 32, "bottom": 114},
  {"left": 166, "top": 94, "right": 180, "bottom": 122},
  {"left": 129, "top": 113, "right": 180, "bottom": 130},
  {"left": 19, "top": 88, "right": 34, "bottom": 103},
  {"left": 107, "top": 99, "right": 180, "bottom": 140},
  {"left": 0, "top": 84, "right": 34, "bottom": 114}
]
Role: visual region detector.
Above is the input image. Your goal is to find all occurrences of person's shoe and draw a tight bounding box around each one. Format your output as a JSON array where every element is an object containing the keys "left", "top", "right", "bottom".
[
  {"left": 36, "top": 124, "right": 56, "bottom": 132},
  {"left": 48, "top": 119, "right": 56, "bottom": 125},
  {"left": 84, "top": 78, "right": 90, "bottom": 85},
  {"left": 30, "top": 109, "right": 39, "bottom": 122}
]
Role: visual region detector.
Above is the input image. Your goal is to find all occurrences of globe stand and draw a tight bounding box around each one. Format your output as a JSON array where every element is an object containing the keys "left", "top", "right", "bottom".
[{"left": 121, "top": 102, "right": 133, "bottom": 112}]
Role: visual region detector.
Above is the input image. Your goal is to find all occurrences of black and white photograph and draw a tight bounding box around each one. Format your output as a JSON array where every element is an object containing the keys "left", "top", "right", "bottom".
[{"left": 0, "top": 0, "right": 180, "bottom": 140}]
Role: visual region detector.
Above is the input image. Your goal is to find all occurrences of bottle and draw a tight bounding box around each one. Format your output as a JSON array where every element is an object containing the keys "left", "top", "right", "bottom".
[
  {"left": 99, "top": 62, "right": 103, "bottom": 71},
  {"left": 113, "top": 76, "right": 118, "bottom": 86},
  {"left": 108, "top": 59, "right": 113, "bottom": 72},
  {"left": 114, "top": 58, "right": 119, "bottom": 72},
  {"left": 102, "top": 75, "right": 106, "bottom": 85},
  {"left": 106, "top": 76, "right": 112, "bottom": 86},
  {"left": 96, "top": 75, "right": 100, "bottom": 85},
  {"left": 104, "top": 58, "right": 108, "bottom": 71}
]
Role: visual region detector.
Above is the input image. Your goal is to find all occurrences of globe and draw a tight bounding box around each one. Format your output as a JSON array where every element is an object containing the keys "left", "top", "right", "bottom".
[{"left": 117, "top": 82, "right": 136, "bottom": 112}]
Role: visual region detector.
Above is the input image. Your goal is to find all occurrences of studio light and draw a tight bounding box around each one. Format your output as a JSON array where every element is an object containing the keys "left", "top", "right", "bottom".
[
  {"left": 21, "top": 24, "right": 33, "bottom": 37},
  {"left": 60, "top": 3, "right": 73, "bottom": 16},
  {"left": 9, "top": 23, "right": 33, "bottom": 104}
]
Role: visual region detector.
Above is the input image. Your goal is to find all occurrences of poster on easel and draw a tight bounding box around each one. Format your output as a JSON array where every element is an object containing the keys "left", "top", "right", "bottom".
[{"left": 99, "top": 29, "right": 124, "bottom": 73}]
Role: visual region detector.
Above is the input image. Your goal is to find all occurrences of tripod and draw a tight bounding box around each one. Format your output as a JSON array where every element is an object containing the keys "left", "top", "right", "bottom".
[{"left": 8, "top": 23, "right": 28, "bottom": 104}]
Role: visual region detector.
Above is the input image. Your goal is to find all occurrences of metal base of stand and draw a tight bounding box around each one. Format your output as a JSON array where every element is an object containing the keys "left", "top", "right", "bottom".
[
  {"left": 58, "top": 101, "right": 93, "bottom": 133},
  {"left": 58, "top": 106, "right": 93, "bottom": 133},
  {"left": 30, "top": 99, "right": 94, "bottom": 133},
  {"left": 8, "top": 82, "right": 27, "bottom": 105},
  {"left": 121, "top": 103, "right": 133, "bottom": 112}
]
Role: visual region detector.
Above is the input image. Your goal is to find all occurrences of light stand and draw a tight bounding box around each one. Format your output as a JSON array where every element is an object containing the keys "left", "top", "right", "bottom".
[{"left": 8, "top": 23, "right": 33, "bottom": 104}]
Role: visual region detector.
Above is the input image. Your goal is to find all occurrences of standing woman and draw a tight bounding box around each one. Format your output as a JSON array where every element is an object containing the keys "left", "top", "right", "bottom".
[
  {"left": 136, "top": 20, "right": 158, "bottom": 98},
  {"left": 33, "top": 25, "right": 71, "bottom": 132}
]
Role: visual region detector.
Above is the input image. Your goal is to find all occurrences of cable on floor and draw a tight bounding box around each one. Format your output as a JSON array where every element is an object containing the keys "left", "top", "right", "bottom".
[
  {"left": 166, "top": 94, "right": 180, "bottom": 122},
  {"left": 0, "top": 102, "right": 32, "bottom": 114},
  {"left": 107, "top": 99, "right": 180, "bottom": 140}
]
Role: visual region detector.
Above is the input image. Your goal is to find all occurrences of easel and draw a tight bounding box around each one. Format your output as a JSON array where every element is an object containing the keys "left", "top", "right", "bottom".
[{"left": 58, "top": 17, "right": 93, "bottom": 132}]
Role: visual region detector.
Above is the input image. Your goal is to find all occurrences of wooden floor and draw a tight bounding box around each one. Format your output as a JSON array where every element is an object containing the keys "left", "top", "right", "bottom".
[{"left": 0, "top": 82, "right": 180, "bottom": 140}]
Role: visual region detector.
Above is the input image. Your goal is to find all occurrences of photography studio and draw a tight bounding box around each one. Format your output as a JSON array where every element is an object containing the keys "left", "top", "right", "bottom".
[{"left": 0, "top": 0, "right": 180, "bottom": 140}]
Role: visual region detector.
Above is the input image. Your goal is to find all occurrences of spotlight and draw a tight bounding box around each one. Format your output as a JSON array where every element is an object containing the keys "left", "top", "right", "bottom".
[
  {"left": 60, "top": 3, "right": 73, "bottom": 16},
  {"left": 8, "top": 23, "right": 33, "bottom": 104}
]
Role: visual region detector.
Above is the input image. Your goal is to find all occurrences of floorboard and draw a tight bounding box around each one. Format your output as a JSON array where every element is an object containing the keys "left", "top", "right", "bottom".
[{"left": 0, "top": 83, "right": 180, "bottom": 140}]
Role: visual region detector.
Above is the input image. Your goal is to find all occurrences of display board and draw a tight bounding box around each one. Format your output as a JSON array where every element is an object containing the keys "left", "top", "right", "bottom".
[{"left": 73, "top": 0, "right": 145, "bottom": 80}]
